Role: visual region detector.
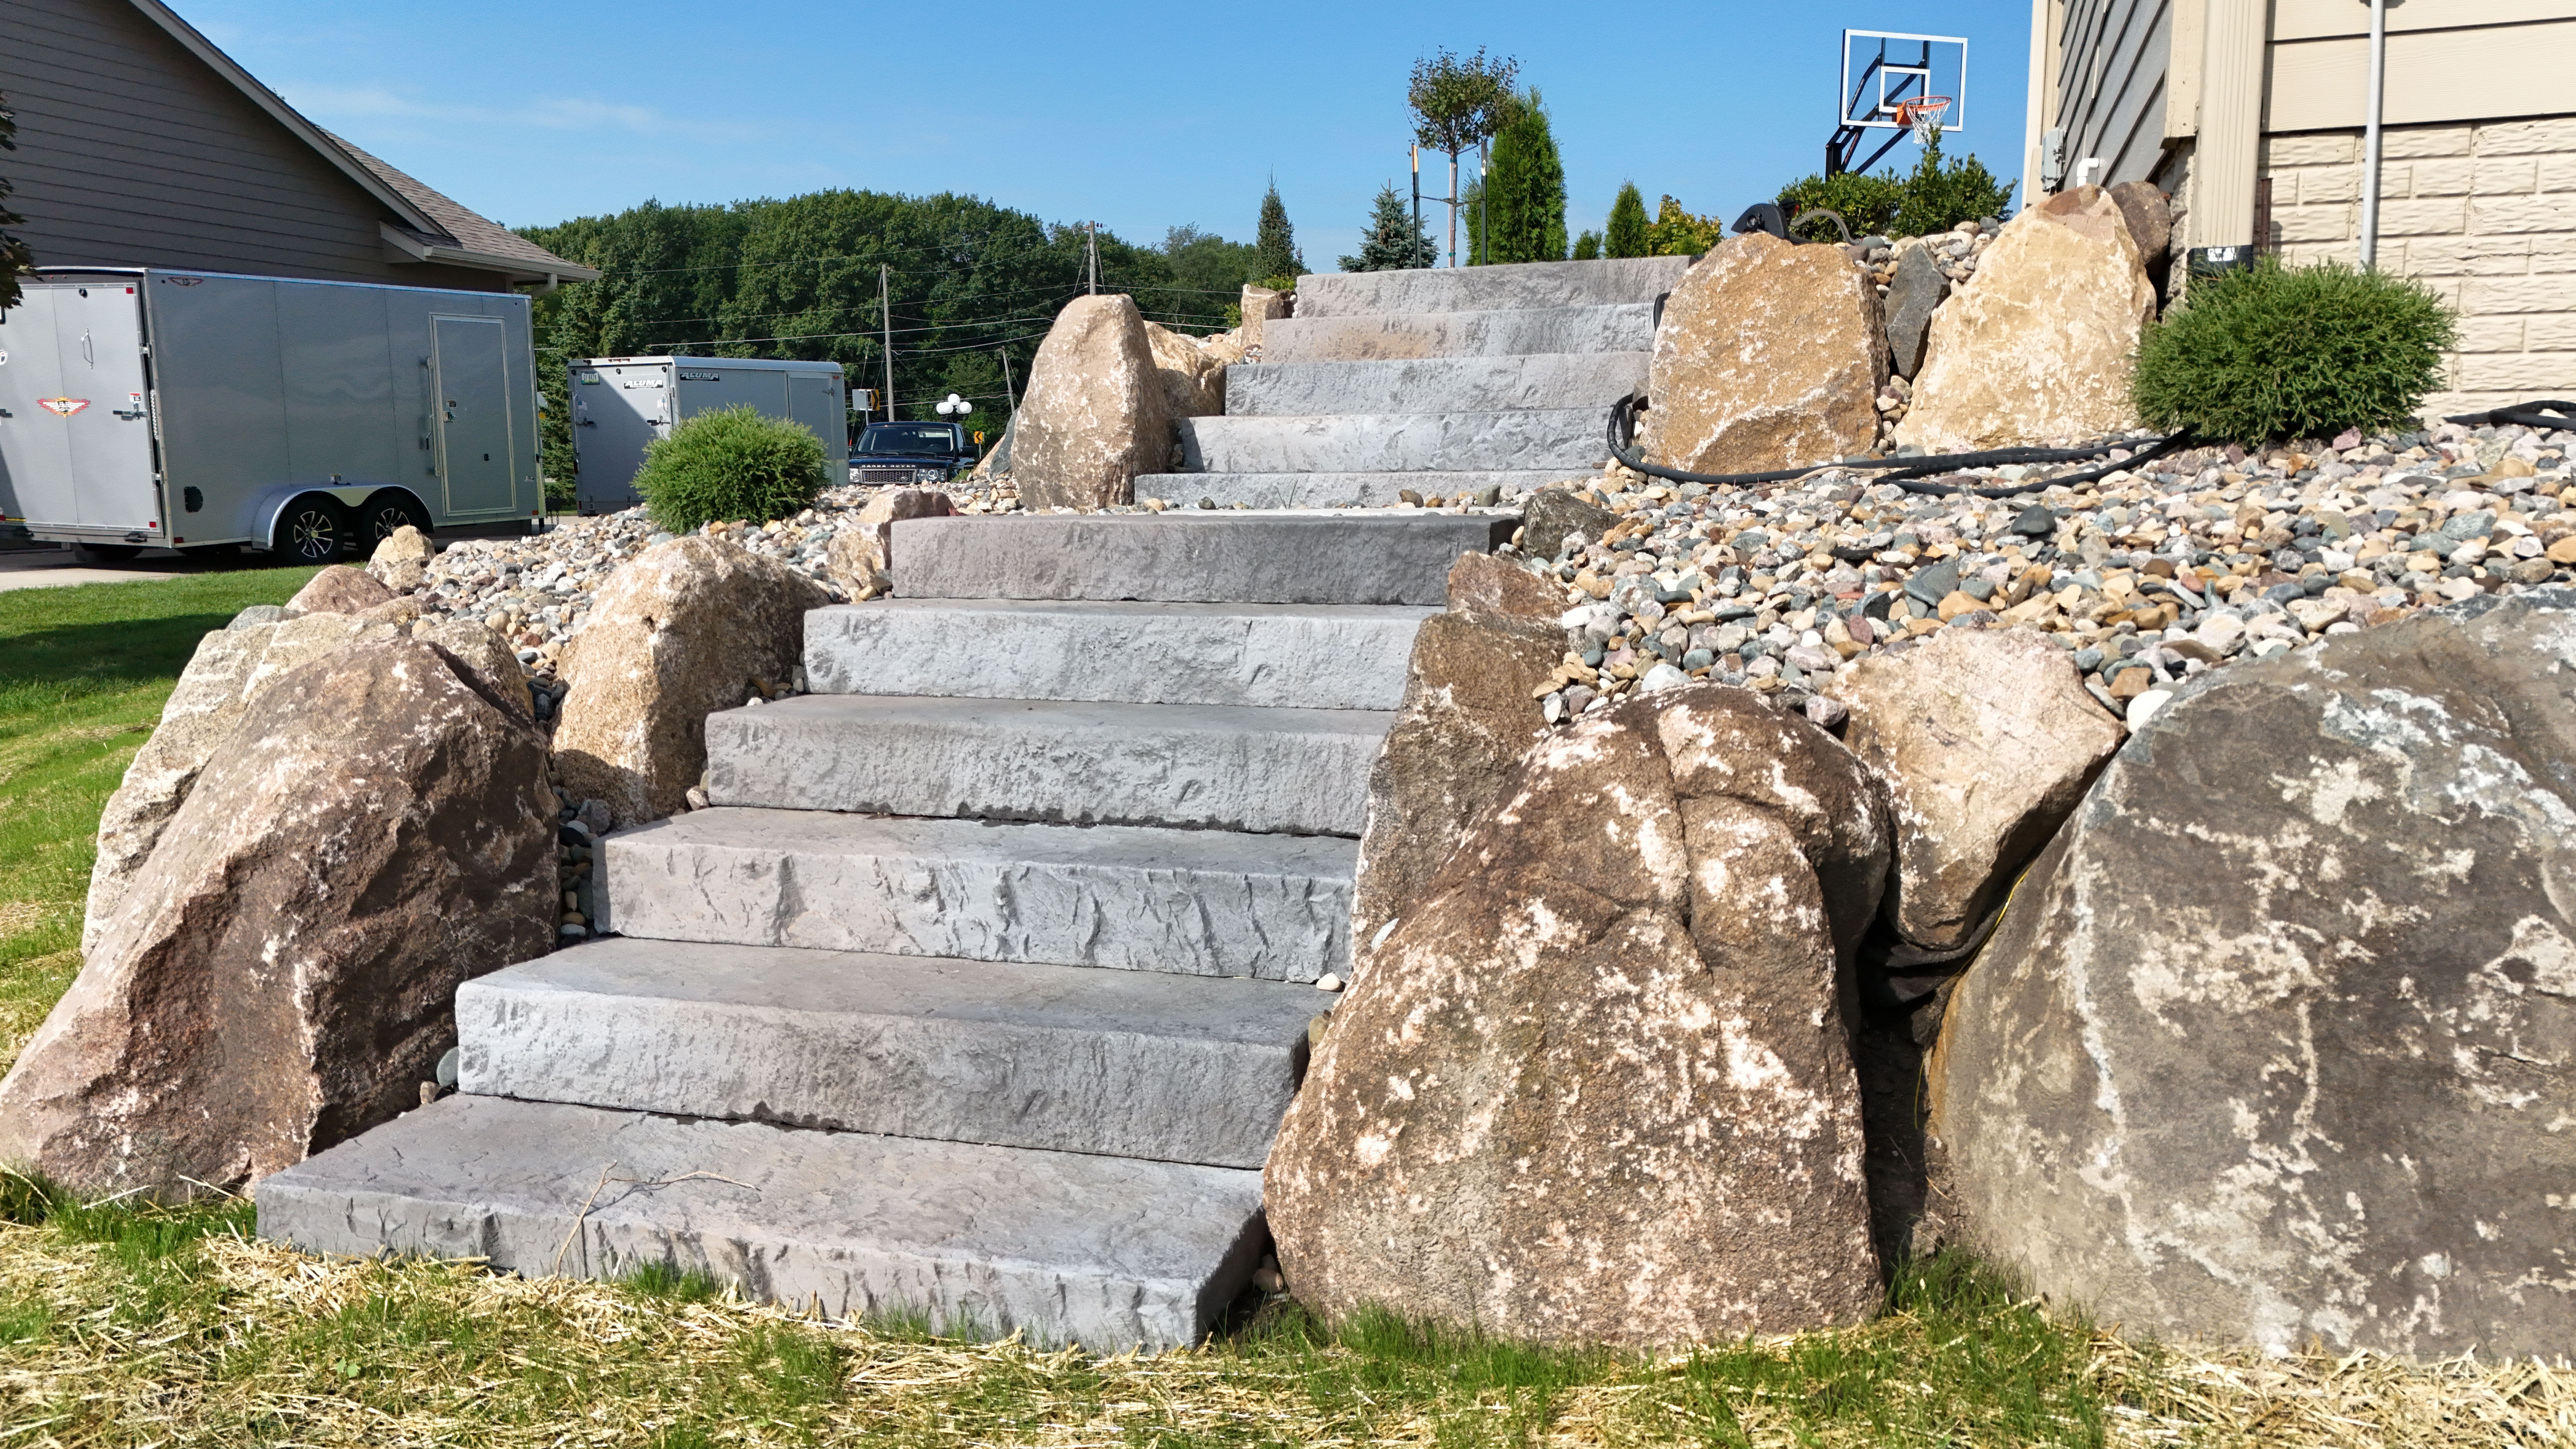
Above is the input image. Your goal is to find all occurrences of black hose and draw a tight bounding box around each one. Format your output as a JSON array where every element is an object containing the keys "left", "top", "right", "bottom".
[
  {"left": 1604, "top": 393, "right": 2198, "bottom": 498},
  {"left": 2444, "top": 400, "right": 2576, "bottom": 433}
]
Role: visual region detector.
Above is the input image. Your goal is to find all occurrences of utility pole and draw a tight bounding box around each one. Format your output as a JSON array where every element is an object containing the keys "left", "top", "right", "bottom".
[
  {"left": 1447, "top": 151, "right": 1459, "bottom": 268},
  {"left": 879, "top": 263, "right": 894, "bottom": 421},
  {"left": 997, "top": 347, "right": 1016, "bottom": 412},
  {"left": 1085, "top": 222, "right": 1100, "bottom": 294},
  {"left": 1411, "top": 145, "right": 1423, "bottom": 270}
]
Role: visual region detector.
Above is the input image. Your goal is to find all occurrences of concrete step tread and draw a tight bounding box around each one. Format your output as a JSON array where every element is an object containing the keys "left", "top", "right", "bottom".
[
  {"left": 706, "top": 694, "right": 1395, "bottom": 836},
  {"left": 1224, "top": 353, "right": 1646, "bottom": 417},
  {"left": 1291, "top": 257, "right": 1696, "bottom": 317},
  {"left": 802, "top": 599, "right": 1434, "bottom": 710},
  {"left": 892, "top": 512, "right": 1514, "bottom": 607},
  {"left": 1179, "top": 411, "right": 1608, "bottom": 476},
  {"left": 456, "top": 937, "right": 1321, "bottom": 1167},
  {"left": 604, "top": 809, "right": 1356, "bottom": 980},
  {"left": 1263, "top": 303, "right": 1652, "bottom": 363},
  {"left": 254, "top": 1094, "right": 1265, "bottom": 1351}
]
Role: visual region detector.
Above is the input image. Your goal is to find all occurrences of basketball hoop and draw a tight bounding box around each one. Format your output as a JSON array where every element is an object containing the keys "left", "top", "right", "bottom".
[{"left": 1895, "top": 96, "right": 1953, "bottom": 145}]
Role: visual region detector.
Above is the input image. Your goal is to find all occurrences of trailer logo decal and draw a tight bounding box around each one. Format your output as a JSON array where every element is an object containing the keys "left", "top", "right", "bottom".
[
  {"left": 678, "top": 371, "right": 721, "bottom": 381},
  {"left": 37, "top": 396, "right": 88, "bottom": 416}
]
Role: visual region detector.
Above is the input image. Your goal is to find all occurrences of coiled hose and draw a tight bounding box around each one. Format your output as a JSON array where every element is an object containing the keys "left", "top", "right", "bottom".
[{"left": 1604, "top": 392, "right": 2199, "bottom": 498}]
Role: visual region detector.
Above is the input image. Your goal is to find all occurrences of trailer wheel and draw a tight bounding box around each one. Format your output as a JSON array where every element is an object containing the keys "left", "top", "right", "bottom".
[
  {"left": 357, "top": 491, "right": 433, "bottom": 547},
  {"left": 273, "top": 495, "right": 352, "bottom": 565},
  {"left": 73, "top": 544, "right": 144, "bottom": 563}
]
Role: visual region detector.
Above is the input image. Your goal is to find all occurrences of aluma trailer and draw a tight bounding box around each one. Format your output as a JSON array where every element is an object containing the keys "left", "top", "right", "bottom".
[
  {"left": 569, "top": 356, "right": 849, "bottom": 515},
  {"left": 0, "top": 267, "right": 542, "bottom": 563}
]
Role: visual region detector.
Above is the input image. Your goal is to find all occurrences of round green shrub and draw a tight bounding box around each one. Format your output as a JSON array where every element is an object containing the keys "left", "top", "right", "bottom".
[
  {"left": 632, "top": 404, "right": 827, "bottom": 533},
  {"left": 2131, "top": 260, "right": 2457, "bottom": 445}
]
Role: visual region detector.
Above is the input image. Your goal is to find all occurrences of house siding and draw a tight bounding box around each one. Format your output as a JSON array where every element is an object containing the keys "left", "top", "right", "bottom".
[
  {"left": 2052, "top": 0, "right": 2177, "bottom": 188},
  {"left": 0, "top": 0, "right": 505, "bottom": 291}
]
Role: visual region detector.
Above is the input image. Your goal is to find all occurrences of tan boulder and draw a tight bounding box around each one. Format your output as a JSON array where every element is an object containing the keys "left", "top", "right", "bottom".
[
  {"left": 1199, "top": 327, "right": 1249, "bottom": 368},
  {"left": 1830, "top": 629, "right": 2124, "bottom": 954},
  {"left": 280, "top": 564, "right": 393, "bottom": 618},
  {"left": 0, "top": 640, "right": 557, "bottom": 1195},
  {"left": 1646, "top": 231, "right": 1886, "bottom": 475},
  {"left": 1896, "top": 187, "right": 2157, "bottom": 451},
  {"left": 553, "top": 536, "right": 826, "bottom": 826},
  {"left": 1239, "top": 285, "right": 1290, "bottom": 352},
  {"left": 419, "top": 618, "right": 536, "bottom": 722},
  {"left": 1345, "top": 610, "right": 1560, "bottom": 967},
  {"left": 1444, "top": 550, "right": 1562, "bottom": 620},
  {"left": 1012, "top": 295, "right": 1171, "bottom": 510},
  {"left": 1143, "top": 320, "right": 1227, "bottom": 422},
  {"left": 365, "top": 524, "right": 434, "bottom": 592},
  {"left": 824, "top": 486, "right": 957, "bottom": 599},
  {"left": 1272, "top": 686, "right": 1892, "bottom": 1346}
]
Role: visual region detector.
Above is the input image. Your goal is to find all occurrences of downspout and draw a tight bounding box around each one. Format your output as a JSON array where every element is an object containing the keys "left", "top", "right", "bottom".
[{"left": 2358, "top": 0, "right": 2388, "bottom": 269}]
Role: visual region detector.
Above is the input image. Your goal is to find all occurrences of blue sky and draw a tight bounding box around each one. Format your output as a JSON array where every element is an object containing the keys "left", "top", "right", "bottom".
[{"left": 185, "top": 0, "right": 2036, "bottom": 262}]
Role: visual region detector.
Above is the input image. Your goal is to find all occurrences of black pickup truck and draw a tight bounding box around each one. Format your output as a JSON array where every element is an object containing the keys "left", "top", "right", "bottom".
[{"left": 848, "top": 421, "right": 978, "bottom": 484}]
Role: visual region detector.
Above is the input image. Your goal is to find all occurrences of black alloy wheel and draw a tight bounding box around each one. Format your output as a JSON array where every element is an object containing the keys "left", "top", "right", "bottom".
[
  {"left": 357, "top": 490, "right": 433, "bottom": 547},
  {"left": 276, "top": 497, "right": 351, "bottom": 565}
]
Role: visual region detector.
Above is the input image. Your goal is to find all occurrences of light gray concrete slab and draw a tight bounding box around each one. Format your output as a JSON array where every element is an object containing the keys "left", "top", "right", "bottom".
[
  {"left": 802, "top": 599, "right": 1430, "bottom": 710},
  {"left": 1178, "top": 410, "right": 1607, "bottom": 475},
  {"left": 1292, "top": 257, "right": 1695, "bottom": 317},
  {"left": 604, "top": 809, "right": 1355, "bottom": 980},
  {"left": 892, "top": 513, "right": 1514, "bottom": 606},
  {"left": 456, "top": 938, "right": 1319, "bottom": 1167},
  {"left": 1263, "top": 304, "right": 1653, "bottom": 363},
  {"left": 1225, "top": 354, "right": 1647, "bottom": 417},
  {"left": 254, "top": 1094, "right": 1267, "bottom": 1351},
  {"left": 1132, "top": 472, "right": 1572, "bottom": 510},
  {"left": 705, "top": 694, "right": 1392, "bottom": 836}
]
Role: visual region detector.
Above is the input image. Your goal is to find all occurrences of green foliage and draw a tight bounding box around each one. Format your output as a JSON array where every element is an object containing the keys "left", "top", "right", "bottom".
[
  {"left": 1406, "top": 47, "right": 1519, "bottom": 163},
  {"left": 1482, "top": 88, "right": 1568, "bottom": 265},
  {"left": 1646, "top": 195, "right": 1724, "bottom": 256},
  {"left": 1777, "top": 169, "right": 1905, "bottom": 235},
  {"left": 1570, "top": 230, "right": 1601, "bottom": 260},
  {"left": 1160, "top": 223, "right": 1264, "bottom": 300},
  {"left": 1603, "top": 182, "right": 1650, "bottom": 258},
  {"left": 1891, "top": 127, "right": 2015, "bottom": 237},
  {"left": 1340, "top": 184, "right": 1435, "bottom": 271},
  {"left": 0, "top": 91, "right": 32, "bottom": 311},
  {"left": 632, "top": 405, "right": 825, "bottom": 533},
  {"left": 2133, "top": 258, "right": 2456, "bottom": 444},
  {"left": 1254, "top": 181, "right": 1303, "bottom": 283}
]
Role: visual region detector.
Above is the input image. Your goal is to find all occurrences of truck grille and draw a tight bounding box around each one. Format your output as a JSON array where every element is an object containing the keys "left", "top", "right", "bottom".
[{"left": 857, "top": 464, "right": 936, "bottom": 484}]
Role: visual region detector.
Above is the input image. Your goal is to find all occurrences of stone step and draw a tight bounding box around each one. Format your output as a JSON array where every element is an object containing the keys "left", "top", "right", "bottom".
[
  {"left": 803, "top": 599, "right": 1432, "bottom": 710},
  {"left": 254, "top": 1094, "right": 1266, "bottom": 1351},
  {"left": 1224, "top": 354, "right": 1647, "bottom": 417},
  {"left": 706, "top": 694, "right": 1391, "bottom": 836},
  {"left": 892, "top": 513, "right": 1514, "bottom": 607},
  {"left": 603, "top": 809, "right": 1355, "bottom": 981},
  {"left": 1263, "top": 304, "right": 1652, "bottom": 363},
  {"left": 1179, "top": 410, "right": 1607, "bottom": 475},
  {"left": 1291, "top": 256, "right": 1697, "bottom": 317},
  {"left": 1131, "top": 471, "right": 1568, "bottom": 510},
  {"left": 455, "top": 938, "right": 1321, "bottom": 1168}
]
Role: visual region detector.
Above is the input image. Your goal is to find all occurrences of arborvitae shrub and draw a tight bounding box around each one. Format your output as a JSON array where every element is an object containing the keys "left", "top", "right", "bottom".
[
  {"left": 632, "top": 404, "right": 826, "bottom": 533},
  {"left": 1571, "top": 230, "right": 1602, "bottom": 260},
  {"left": 1604, "top": 183, "right": 1649, "bottom": 258},
  {"left": 2131, "top": 259, "right": 2457, "bottom": 444}
]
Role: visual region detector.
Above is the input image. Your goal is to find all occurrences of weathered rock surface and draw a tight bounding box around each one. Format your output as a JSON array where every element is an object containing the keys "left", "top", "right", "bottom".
[
  {"left": 824, "top": 486, "right": 955, "bottom": 599},
  {"left": 1883, "top": 244, "right": 1946, "bottom": 379},
  {"left": 280, "top": 565, "right": 393, "bottom": 618},
  {"left": 1239, "top": 285, "right": 1290, "bottom": 352},
  {"left": 2, "top": 640, "right": 557, "bottom": 1195},
  {"left": 1274, "top": 686, "right": 1893, "bottom": 1346},
  {"left": 1833, "top": 629, "right": 2123, "bottom": 953},
  {"left": 554, "top": 537, "right": 827, "bottom": 827},
  {"left": 1345, "top": 610, "right": 1559, "bottom": 964},
  {"left": 1013, "top": 295, "right": 1171, "bottom": 510},
  {"left": 1896, "top": 186, "right": 2156, "bottom": 451},
  {"left": 1144, "top": 320, "right": 1227, "bottom": 423},
  {"left": 1646, "top": 231, "right": 1886, "bottom": 475},
  {"left": 420, "top": 619, "right": 535, "bottom": 722},
  {"left": 366, "top": 525, "right": 434, "bottom": 593},
  {"left": 1520, "top": 485, "right": 1620, "bottom": 560},
  {"left": 2107, "top": 181, "right": 2171, "bottom": 276},
  {"left": 1445, "top": 550, "right": 1561, "bottom": 620},
  {"left": 1931, "top": 590, "right": 2576, "bottom": 1359}
]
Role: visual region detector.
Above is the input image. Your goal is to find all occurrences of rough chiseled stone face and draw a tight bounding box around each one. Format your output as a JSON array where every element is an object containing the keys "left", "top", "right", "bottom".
[
  {"left": 280, "top": 564, "right": 393, "bottom": 618},
  {"left": 1931, "top": 589, "right": 2576, "bottom": 1360},
  {"left": 825, "top": 486, "right": 955, "bottom": 599},
  {"left": 0, "top": 640, "right": 557, "bottom": 1196},
  {"left": 1832, "top": 628, "right": 2123, "bottom": 953},
  {"left": 1271, "top": 685, "right": 1892, "bottom": 1347},
  {"left": 1444, "top": 550, "right": 1562, "bottom": 621},
  {"left": 1143, "top": 319, "right": 1227, "bottom": 425},
  {"left": 1896, "top": 186, "right": 2156, "bottom": 452},
  {"left": 554, "top": 536, "right": 826, "bottom": 826},
  {"left": 1013, "top": 295, "right": 1171, "bottom": 510},
  {"left": 1646, "top": 231, "right": 1887, "bottom": 476}
]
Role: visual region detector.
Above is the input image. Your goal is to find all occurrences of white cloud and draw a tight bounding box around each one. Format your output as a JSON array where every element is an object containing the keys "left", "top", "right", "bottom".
[{"left": 276, "top": 83, "right": 747, "bottom": 140}]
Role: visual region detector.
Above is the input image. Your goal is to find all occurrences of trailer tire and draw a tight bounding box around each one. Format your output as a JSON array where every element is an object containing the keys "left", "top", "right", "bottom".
[
  {"left": 272, "top": 494, "right": 352, "bottom": 565},
  {"left": 73, "top": 544, "right": 144, "bottom": 563},
  {"left": 357, "top": 490, "right": 432, "bottom": 547}
]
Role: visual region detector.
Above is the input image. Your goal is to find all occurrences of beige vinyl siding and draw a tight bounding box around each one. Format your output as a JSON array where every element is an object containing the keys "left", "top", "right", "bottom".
[
  {"left": 0, "top": 0, "right": 503, "bottom": 291},
  {"left": 2266, "top": 18, "right": 2576, "bottom": 132},
  {"left": 2052, "top": 0, "right": 2181, "bottom": 187}
]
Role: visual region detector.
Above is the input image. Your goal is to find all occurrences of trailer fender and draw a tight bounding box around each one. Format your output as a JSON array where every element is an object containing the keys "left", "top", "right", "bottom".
[{"left": 240, "top": 484, "right": 393, "bottom": 551}]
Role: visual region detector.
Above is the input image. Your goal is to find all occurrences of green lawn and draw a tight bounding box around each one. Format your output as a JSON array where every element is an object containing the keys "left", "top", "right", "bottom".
[{"left": 0, "top": 568, "right": 2550, "bottom": 1446}]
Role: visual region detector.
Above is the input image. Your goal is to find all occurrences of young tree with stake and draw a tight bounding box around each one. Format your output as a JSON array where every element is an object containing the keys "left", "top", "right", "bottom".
[{"left": 1407, "top": 48, "right": 1518, "bottom": 267}]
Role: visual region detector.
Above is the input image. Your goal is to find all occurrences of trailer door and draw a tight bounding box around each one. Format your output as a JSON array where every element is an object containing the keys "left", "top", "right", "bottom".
[
  {"left": 0, "top": 288, "right": 77, "bottom": 529},
  {"left": 62, "top": 284, "right": 158, "bottom": 531},
  {"left": 433, "top": 315, "right": 515, "bottom": 517},
  {"left": 787, "top": 371, "right": 847, "bottom": 467}
]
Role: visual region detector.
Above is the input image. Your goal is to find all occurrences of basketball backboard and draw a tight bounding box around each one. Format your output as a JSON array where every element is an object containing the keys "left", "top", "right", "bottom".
[{"left": 1840, "top": 30, "right": 1967, "bottom": 132}]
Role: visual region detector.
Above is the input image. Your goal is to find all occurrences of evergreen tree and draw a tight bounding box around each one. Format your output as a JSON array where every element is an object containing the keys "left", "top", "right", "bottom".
[
  {"left": 1254, "top": 181, "right": 1303, "bottom": 286},
  {"left": 1483, "top": 88, "right": 1568, "bottom": 265},
  {"left": 1604, "top": 182, "right": 1650, "bottom": 258},
  {"left": 1572, "top": 230, "right": 1602, "bottom": 260},
  {"left": 1339, "top": 183, "right": 1435, "bottom": 271}
]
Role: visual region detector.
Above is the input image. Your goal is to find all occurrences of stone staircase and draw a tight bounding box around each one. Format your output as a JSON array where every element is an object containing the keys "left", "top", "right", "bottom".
[
  {"left": 1137, "top": 256, "right": 1697, "bottom": 509},
  {"left": 254, "top": 510, "right": 1511, "bottom": 1351}
]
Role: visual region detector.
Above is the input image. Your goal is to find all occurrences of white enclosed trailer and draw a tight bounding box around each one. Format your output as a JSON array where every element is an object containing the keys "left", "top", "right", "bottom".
[
  {"left": 0, "top": 267, "right": 540, "bottom": 563},
  {"left": 568, "top": 356, "right": 849, "bottom": 515}
]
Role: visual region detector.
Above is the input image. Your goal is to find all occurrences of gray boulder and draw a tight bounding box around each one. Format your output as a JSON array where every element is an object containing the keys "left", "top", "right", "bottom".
[
  {"left": 1883, "top": 244, "right": 1946, "bottom": 379},
  {"left": 1521, "top": 486, "right": 1619, "bottom": 561},
  {"left": 1931, "top": 589, "right": 2576, "bottom": 1359}
]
